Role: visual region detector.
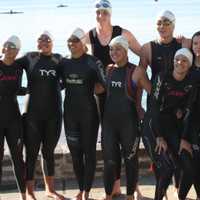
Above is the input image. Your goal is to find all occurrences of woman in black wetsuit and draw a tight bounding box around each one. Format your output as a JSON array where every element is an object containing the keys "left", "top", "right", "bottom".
[
  {"left": 85, "top": 1, "right": 142, "bottom": 197},
  {"left": 102, "top": 36, "right": 151, "bottom": 200},
  {"left": 180, "top": 31, "right": 200, "bottom": 200},
  {"left": 142, "top": 48, "right": 195, "bottom": 200},
  {"left": 0, "top": 36, "right": 26, "bottom": 200},
  {"left": 59, "top": 28, "right": 106, "bottom": 200},
  {"left": 17, "top": 31, "right": 65, "bottom": 200}
]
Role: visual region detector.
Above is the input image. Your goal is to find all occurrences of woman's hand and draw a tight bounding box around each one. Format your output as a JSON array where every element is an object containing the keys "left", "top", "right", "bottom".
[
  {"left": 155, "top": 137, "right": 168, "bottom": 154},
  {"left": 179, "top": 139, "right": 193, "bottom": 156}
]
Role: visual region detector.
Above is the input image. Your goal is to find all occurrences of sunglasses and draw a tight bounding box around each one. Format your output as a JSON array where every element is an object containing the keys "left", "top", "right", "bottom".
[
  {"left": 157, "top": 19, "right": 173, "bottom": 27},
  {"left": 38, "top": 36, "right": 52, "bottom": 43},
  {"left": 4, "top": 42, "right": 17, "bottom": 49},
  {"left": 67, "top": 37, "right": 81, "bottom": 43},
  {"left": 95, "top": 2, "right": 110, "bottom": 9}
]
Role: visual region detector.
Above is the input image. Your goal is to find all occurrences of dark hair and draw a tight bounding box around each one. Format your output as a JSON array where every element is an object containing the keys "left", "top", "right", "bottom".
[
  {"left": 192, "top": 31, "right": 200, "bottom": 42},
  {"left": 191, "top": 31, "right": 200, "bottom": 64}
]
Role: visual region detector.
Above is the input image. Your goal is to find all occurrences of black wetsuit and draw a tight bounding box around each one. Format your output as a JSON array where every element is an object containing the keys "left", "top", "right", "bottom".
[
  {"left": 17, "top": 52, "right": 62, "bottom": 180},
  {"left": 89, "top": 25, "right": 123, "bottom": 180},
  {"left": 180, "top": 66, "right": 200, "bottom": 198},
  {"left": 102, "top": 63, "right": 140, "bottom": 195},
  {"left": 0, "top": 60, "right": 25, "bottom": 193},
  {"left": 89, "top": 25, "right": 122, "bottom": 120},
  {"left": 59, "top": 54, "right": 105, "bottom": 192},
  {"left": 150, "top": 38, "right": 181, "bottom": 81},
  {"left": 142, "top": 72, "right": 195, "bottom": 200},
  {"left": 146, "top": 38, "right": 182, "bottom": 189}
]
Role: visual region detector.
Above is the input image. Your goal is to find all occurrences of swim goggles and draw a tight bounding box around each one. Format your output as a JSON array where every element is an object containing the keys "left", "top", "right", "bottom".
[{"left": 38, "top": 35, "right": 52, "bottom": 43}]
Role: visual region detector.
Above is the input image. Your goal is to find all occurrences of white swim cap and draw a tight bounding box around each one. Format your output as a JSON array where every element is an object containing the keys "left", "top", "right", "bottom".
[
  {"left": 95, "top": 0, "right": 112, "bottom": 15},
  {"left": 109, "top": 36, "right": 129, "bottom": 51},
  {"left": 39, "top": 30, "right": 53, "bottom": 41},
  {"left": 4, "top": 35, "right": 21, "bottom": 49},
  {"left": 69, "top": 28, "right": 85, "bottom": 40},
  {"left": 156, "top": 10, "right": 175, "bottom": 24},
  {"left": 174, "top": 48, "right": 193, "bottom": 66}
]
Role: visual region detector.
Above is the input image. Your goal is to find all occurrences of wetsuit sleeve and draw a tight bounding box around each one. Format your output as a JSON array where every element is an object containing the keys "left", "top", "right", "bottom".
[
  {"left": 95, "top": 59, "right": 106, "bottom": 87},
  {"left": 16, "top": 55, "right": 30, "bottom": 94},
  {"left": 88, "top": 56, "right": 106, "bottom": 88},
  {"left": 149, "top": 74, "right": 164, "bottom": 137},
  {"left": 181, "top": 86, "right": 198, "bottom": 140},
  {"left": 16, "top": 55, "right": 30, "bottom": 72},
  {"left": 57, "top": 59, "right": 66, "bottom": 90},
  {"left": 16, "top": 87, "right": 27, "bottom": 96}
]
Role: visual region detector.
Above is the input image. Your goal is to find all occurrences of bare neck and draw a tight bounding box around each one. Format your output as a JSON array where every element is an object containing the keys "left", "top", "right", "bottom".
[
  {"left": 173, "top": 70, "right": 187, "bottom": 81},
  {"left": 115, "top": 58, "right": 128, "bottom": 68},
  {"left": 96, "top": 22, "right": 112, "bottom": 34},
  {"left": 3, "top": 57, "right": 15, "bottom": 65},
  {"left": 71, "top": 51, "right": 85, "bottom": 59},
  {"left": 195, "top": 56, "right": 200, "bottom": 67},
  {"left": 158, "top": 35, "right": 173, "bottom": 44}
]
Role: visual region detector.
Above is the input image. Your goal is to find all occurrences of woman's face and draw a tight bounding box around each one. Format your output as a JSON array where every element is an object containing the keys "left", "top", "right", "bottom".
[
  {"left": 192, "top": 35, "right": 200, "bottom": 57},
  {"left": 96, "top": 9, "right": 111, "bottom": 24},
  {"left": 3, "top": 43, "right": 19, "bottom": 60},
  {"left": 174, "top": 54, "right": 191, "bottom": 75},
  {"left": 156, "top": 17, "right": 174, "bottom": 39},
  {"left": 109, "top": 44, "right": 127, "bottom": 64},
  {"left": 37, "top": 35, "right": 53, "bottom": 55},
  {"left": 67, "top": 37, "right": 84, "bottom": 55}
]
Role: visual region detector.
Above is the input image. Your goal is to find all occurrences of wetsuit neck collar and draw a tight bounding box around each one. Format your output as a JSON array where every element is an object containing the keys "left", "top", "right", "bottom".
[{"left": 40, "top": 52, "right": 52, "bottom": 57}]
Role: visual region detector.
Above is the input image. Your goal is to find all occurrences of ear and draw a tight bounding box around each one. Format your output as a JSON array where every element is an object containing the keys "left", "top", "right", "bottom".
[
  {"left": 38, "top": 43, "right": 42, "bottom": 50},
  {"left": 2, "top": 47, "right": 6, "bottom": 54}
]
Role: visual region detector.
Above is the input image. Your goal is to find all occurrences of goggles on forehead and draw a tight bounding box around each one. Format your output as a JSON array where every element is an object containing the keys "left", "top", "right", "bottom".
[
  {"left": 38, "top": 35, "right": 52, "bottom": 43},
  {"left": 67, "top": 36, "right": 81, "bottom": 43},
  {"left": 4, "top": 42, "right": 17, "bottom": 49},
  {"left": 95, "top": 2, "right": 111, "bottom": 9},
  {"left": 157, "top": 19, "right": 173, "bottom": 26}
]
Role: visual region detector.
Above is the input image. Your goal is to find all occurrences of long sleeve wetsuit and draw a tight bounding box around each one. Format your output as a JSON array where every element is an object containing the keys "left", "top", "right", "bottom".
[{"left": 0, "top": 60, "right": 26, "bottom": 193}]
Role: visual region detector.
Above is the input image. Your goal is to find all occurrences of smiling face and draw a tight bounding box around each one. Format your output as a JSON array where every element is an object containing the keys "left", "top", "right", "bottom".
[
  {"left": 2, "top": 42, "right": 19, "bottom": 61},
  {"left": 192, "top": 35, "right": 200, "bottom": 57},
  {"left": 37, "top": 34, "right": 53, "bottom": 55},
  {"left": 67, "top": 36, "right": 85, "bottom": 57},
  {"left": 109, "top": 44, "right": 127, "bottom": 65},
  {"left": 174, "top": 54, "right": 191, "bottom": 75},
  {"left": 156, "top": 17, "right": 174, "bottom": 39}
]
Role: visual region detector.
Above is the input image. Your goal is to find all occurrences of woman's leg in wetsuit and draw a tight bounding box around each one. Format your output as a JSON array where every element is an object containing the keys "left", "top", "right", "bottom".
[
  {"left": 64, "top": 113, "right": 85, "bottom": 200},
  {"left": 80, "top": 111, "right": 99, "bottom": 199},
  {"left": 6, "top": 118, "right": 26, "bottom": 199},
  {"left": 97, "top": 92, "right": 122, "bottom": 196},
  {"left": 142, "top": 113, "right": 175, "bottom": 200},
  {"left": 102, "top": 122, "right": 119, "bottom": 200},
  {"left": 41, "top": 116, "right": 64, "bottom": 200},
  {"left": 24, "top": 117, "right": 42, "bottom": 199},
  {"left": 120, "top": 120, "right": 140, "bottom": 199}
]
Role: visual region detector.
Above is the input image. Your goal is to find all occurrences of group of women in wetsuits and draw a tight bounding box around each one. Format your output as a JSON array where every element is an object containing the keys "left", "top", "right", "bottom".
[{"left": 0, "top": 0, "right": 200, "bottom": 200}]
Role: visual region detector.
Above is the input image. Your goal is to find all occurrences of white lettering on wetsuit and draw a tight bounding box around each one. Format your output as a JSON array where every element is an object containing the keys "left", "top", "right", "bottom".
[
  {"left": 111, "top": 81, "right": 122, "bottom": 88},
  {"left": 66, "top": 74, "right": 84, "bottom": 85},
  {"left": 39, "top": 69, "right": 56, "bottom": 76},
  {"left": 66, "top": 78, "right": 83, "bottom": 84}
]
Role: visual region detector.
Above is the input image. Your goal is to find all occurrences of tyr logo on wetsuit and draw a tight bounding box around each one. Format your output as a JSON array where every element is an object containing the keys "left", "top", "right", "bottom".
[
  {"left": 39, "top": 69, "right": 56, "bottom": 76},
  {"left": 111, "top": 81, "right": 122, "bottom": 88}
]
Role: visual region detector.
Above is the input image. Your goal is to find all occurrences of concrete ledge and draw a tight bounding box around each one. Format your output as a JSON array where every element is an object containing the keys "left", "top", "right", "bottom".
[{"left": 1, "top": 143, "right": 151, "bottom": 190}]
